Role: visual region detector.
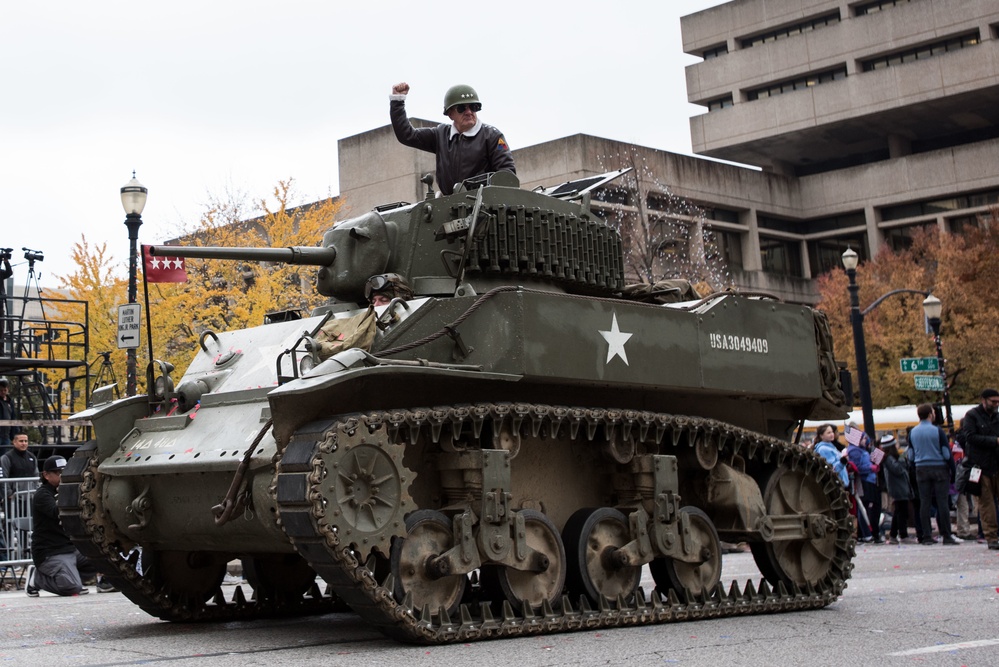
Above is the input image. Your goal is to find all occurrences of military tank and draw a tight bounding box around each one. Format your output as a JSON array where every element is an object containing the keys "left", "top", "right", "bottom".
[{"left": 62, "top": 169, "right": 855, "bottom": 644}]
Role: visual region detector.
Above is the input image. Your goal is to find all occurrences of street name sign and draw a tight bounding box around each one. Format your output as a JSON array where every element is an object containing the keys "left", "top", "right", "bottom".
[
  {"left": 117, "top": 304, "right": 141, "bottom": 349},
  {"left": 900, "top": 357, "right": 939, "bottom": 373},
  {"left": 914, "top": 374, "right": 945, "bottom": 391}
]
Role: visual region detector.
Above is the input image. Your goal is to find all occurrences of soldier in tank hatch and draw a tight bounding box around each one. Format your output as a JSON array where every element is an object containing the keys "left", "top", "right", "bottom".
[
  {"left": 365, "top": 273, "right": 413, "bottom": 307},
  {"left": 390, "top": 82, "right": 515, "bottom": 195}
]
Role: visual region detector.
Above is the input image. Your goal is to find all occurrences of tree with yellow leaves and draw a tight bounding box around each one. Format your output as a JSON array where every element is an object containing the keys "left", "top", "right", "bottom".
[
  {"left": 816, "top": 218, "right": 999, "bottom": 408},
  {"left": 53, "top": 180, "right": 343, "bottom": 401},
  {"left": 148, "top": 180, "right": 343, "bottom": 377},
  {"left": 50, "top": 238, "right": 129, "bottom": 410}
]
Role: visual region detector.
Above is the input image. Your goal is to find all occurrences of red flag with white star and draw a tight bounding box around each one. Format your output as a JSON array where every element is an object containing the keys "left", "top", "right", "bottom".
[{"left": 142, "top": 245, "right": 188, "bottom": 283}]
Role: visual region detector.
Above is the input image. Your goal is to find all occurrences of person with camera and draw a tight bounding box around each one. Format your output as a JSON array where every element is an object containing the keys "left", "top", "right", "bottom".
[{"left": 27, "top": 455, "right": 116, "bottom": 596}]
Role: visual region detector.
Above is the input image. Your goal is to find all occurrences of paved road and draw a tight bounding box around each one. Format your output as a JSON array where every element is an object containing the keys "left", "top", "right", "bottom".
[{"left": 2, "top": 541, "right": 997, "bottom": 666}]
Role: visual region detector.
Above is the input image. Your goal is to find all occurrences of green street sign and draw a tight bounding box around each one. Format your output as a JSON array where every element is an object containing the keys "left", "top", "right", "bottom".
[
  {"left": 900, "top": 357, "right": 939, "bottom": 373},
  {"left": 914, "top": 374, "right": 945, "bottom": 391}
]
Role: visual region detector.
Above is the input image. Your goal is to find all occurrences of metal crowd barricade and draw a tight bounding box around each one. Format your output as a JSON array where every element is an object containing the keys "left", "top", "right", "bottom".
[{"left": 1, "top": 477, "right": 37, "bottom": 589}]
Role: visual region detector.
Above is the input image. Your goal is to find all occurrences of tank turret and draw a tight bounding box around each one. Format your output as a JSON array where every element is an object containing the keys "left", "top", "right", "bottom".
[{"left": 63, "top": 169, "right": 854, "bottom": 644}]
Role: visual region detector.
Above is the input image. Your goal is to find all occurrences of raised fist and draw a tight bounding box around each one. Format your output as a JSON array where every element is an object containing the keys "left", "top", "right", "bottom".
[{"left": 392, "top": 82, "right": 410, "bottom": 95}]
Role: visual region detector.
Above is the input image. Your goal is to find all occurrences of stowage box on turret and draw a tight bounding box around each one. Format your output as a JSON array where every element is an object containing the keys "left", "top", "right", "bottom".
[{"left": 63, "top": 170, "right": 855, "bottom": 644}]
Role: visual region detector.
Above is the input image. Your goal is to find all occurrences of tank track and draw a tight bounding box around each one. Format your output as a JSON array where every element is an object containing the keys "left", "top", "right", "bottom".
[
  {"left": 58, "top": 441, "right": 338, "bottom": 622},
  {"left": 275, "top": 403, "right": 856, "bottom": 644}
]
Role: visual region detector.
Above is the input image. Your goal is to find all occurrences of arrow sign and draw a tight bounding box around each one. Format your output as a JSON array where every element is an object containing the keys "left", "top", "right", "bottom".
[{"left": 117, "top": 304, "right": 141, "bottom": 350}]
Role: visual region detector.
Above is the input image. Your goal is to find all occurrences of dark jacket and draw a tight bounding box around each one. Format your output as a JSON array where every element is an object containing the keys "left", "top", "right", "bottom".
[
  {"left": 390, "top": 99, "right": 516, "bottom": 195},
  {"left": 882, "top": 451, "right": 913, "bottom": 501},
  {"left": 1, "top": 448, "right": 37, "bottom": 479},
  {"left": 0, "top": 394, "right": 19, "bottom": 443},
  {"left": 31, "top": 480, "right": 75, "bottom": 565},
  {"left": 960, "top": 403, "right": 999, "bottom": 475}
]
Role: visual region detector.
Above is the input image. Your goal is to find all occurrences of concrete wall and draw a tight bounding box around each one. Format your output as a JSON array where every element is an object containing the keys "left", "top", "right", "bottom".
[
  {"left": 682, "top": 0, "right": 999, "bottom": 169},
  {"left": 336, "top": 122, "right": 437, "bottom": 219}
]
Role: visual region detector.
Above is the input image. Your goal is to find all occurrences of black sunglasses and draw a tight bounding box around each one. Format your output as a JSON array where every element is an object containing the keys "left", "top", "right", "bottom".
[
  {"left": 364, "top": 274, "right": 391, "bottom": 300},
  {"left": 452, "top": 103, "right": 481, "bottom": 114}
]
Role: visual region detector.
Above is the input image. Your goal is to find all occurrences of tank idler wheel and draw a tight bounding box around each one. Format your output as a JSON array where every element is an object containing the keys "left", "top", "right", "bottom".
[
  {"left": 649, "top": 507, "right": 722, "bottom": 602},
  {"left": 562, "top": 507, "right": 641, "bottom": 605},
  {"left": 750, "top": 467, "right": 837, "bottom": 589},
  {"left": 480, "top": 509, "right": 566, "bottom": 612},
  {"left": 242, "top": 554, "right": 318, "bottom": 602},
  {"left": 141, "top": 550, "right": 228, "bottom": 603},
  {"left": 390, "top": 510, "right": 467, "bottom": 618}
]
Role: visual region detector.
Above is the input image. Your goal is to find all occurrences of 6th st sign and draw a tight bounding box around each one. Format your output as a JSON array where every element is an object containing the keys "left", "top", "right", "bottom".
[
  {"left": 900, "top": 356, "right": 939, "bottom": 373},
  {"left": 117, "top": 304, "right": 141, "bottom": 349}
]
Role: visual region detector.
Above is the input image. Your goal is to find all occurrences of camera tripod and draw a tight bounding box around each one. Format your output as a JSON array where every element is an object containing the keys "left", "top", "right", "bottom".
[{"left": 90, "top": 351, "right": 120, "bottom": 402}]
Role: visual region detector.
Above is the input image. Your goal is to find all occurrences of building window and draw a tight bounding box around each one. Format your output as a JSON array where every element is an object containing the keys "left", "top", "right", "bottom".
[
  {"left": 705, "top": 207, "right": 740, "bottom": 224},
  {"left": 949, "top": 215, "right": 981, "bottom": 234},
  {"left": 702, "top": 44, "right": 728, "bottom": 60},
  {"left": 759, "top": 237, "right": 803, "bottom": 277},
  {"left": 705, "top": 228, "right": 743, "bottom": 270},
  {"left": 740, "top": 12, "right": 841, "bottom": 48},
  {"left": 854, "top": 0, "right": 915, "bottom": 16},
  {"left": 881, "top": 188, "right": 999, "bottom": 221},
  {"left": 746, "top": 67, "right": 847, "bottom": 101},
  {"left": 809, "top": 236, "right": 869, "bottom": 275},
  {"left": 861, "top": 31, "right": 980, "bottom": 72},
  {"left": 707, "top": 95, "right": 734, "bottom": 112},
  {"left": 883, "top": 224, "right": 935, "bottom": 251}
]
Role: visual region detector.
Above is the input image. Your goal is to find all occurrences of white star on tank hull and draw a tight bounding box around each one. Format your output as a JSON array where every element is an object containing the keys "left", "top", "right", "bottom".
[{"left": 599, "top": 312, "right": 633, "bottom": 365}]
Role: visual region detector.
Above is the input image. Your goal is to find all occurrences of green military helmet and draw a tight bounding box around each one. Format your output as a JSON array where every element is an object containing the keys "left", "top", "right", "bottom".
[{"left": 443, "top": 84, "right": 480, "bottom": 114}]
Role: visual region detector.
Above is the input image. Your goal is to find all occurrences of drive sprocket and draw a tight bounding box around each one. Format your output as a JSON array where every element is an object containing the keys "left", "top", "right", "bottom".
[{"left": 315, "top": 417, "right": 414, "bottom": 559}]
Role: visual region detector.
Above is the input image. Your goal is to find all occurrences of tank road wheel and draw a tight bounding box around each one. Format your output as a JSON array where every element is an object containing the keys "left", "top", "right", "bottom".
[
  {"left": 481, "top": 509, "right": 566, "bottom": 611},
  {"left": 751, "top": 467, "right": 838, "bottom": 589},
  {"left": 390, "top": 510, "right": 467, "bottom": 617},
  {"left": 562, "top": 507, "right": 641, "bottom": 604},
  {"left": 242, "top": 554, "right": 317, "bottom": 603},
  {"left": 141, "top": 550, "right": 227, "bottom": 603},
  {"left": 650, "top": 507, "right": 722, "bottom": 602}
]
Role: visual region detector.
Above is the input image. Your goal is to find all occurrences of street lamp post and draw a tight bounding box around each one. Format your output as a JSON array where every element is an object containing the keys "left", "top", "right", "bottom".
[
  {"left": 841, "top": 248, "right": 876, "bottom": 444},
  {"left": 121, "top": 174, "right": 147, "bottom": 397},
  {"left": 922, "top": 294, "right": 954, "bottom": 432}
]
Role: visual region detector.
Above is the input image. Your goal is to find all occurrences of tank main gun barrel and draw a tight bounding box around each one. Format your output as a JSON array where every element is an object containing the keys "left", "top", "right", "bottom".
[{"left": 148, "top": 245, "right": 337, "bottom": 267}]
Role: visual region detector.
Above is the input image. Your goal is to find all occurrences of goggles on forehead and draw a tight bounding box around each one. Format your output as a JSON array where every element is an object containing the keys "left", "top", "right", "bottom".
[{"left": 364, "top": 274, "right": 393, "bottom": 300}]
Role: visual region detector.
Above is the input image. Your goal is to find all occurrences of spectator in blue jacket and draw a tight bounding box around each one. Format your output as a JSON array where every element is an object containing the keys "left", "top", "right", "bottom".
[
  {"left": 812, "top": 424, "right": 849, "bottom": 488},
  {"left": 847, "top": 423, "right": 883, "bottom": 543}
]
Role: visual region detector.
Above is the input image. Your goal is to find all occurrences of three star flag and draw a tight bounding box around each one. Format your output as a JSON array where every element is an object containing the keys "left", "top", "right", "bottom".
[{"left": 142, "top": 245, "right": 188, "bottom": 283}]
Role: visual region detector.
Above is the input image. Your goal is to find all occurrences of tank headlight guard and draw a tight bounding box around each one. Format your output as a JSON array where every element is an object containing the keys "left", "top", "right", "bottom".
[{"left": 145, "top": 359, "right": 175, "bottom": 406}]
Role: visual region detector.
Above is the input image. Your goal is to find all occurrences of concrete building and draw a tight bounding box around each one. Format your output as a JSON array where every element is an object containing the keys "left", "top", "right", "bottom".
[{"left": 337, "top": 0, "right": 999, "bottom": 303}]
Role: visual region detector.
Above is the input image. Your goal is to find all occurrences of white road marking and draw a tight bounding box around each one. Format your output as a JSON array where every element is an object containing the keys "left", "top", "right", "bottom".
[{"left": 888, "top": 638, "right": 999, "bottom": 656}]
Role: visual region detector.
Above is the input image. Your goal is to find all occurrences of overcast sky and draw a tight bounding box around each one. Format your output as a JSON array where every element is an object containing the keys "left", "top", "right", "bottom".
[{"left": 2, "top": 0, "right": 722, "bottom": 285}]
